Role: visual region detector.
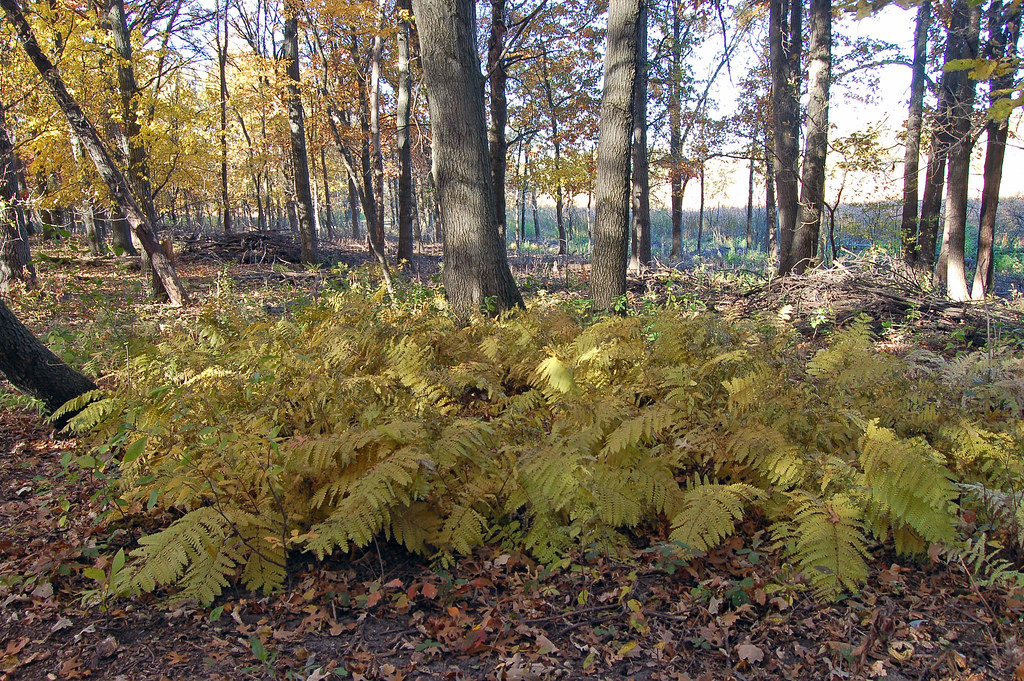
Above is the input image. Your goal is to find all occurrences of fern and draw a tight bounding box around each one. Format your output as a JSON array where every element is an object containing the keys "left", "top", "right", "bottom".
[
  {"left": 779, "top": 493, "right": 870, "bottom": 601},
  {"left": 669, "top": 477, "right": 762, "bottom": 554}
]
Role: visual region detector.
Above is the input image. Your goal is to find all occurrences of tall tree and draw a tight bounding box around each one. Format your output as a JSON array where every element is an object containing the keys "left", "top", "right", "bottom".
[
  {"left": 591, "top": 0, "right": 640, "bottom": 312},
  {"left": 487, "top": 0, "right": 509, "bottom": 242},
  {"left": 972, "top": 1, "right": 1021, "bottom": 299},
  {"left": 789, "top": 0, "right": 831, "bottom": 274},
  {"left": 939, "top": 0, "right": 981, "bottom": 301},
  {"left": 396, "top": 0, "right": 415, "bottom": 263},
  {"left": 411, "top": 0, "right": 523, "bottom": 318},
  {"left": 283, "top": 5, "right": 318, "bottom": 264},
  {"left": 900, "top": 0, "right": 930, "bottom": 264},
  {"left": 0, "top": 107, "right": 34, "bottom": 291},
  {"left": 770, "top": 0, "right": 801, "bottom": 274},
  {"left": 215, "top": 0, "right": 232, "bottom": 234},
  {"left": 0, "top": 0, "right": 189, "bottom": 305},
  {"left": 668, "top": 0, "right": 683, "bottom": 259},
  {"left": 629, "top": 0, "right": 651, "bottom": 268}
]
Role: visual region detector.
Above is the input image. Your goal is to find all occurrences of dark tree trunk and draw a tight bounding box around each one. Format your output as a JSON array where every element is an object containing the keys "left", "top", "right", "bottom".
[
  {"left": 487, "top": 0, "right": 508, "bottom": 242},
  {"left": 630, "top": 1, "right": 651, "bottom": 267},
  {"left": 591, "top": 0, "right": 640, "bottom": 313},
  {"left": 320, "top": 146, "right": 334, "bottom": 239},
  {"left": 396, "top": 0, "right": 415, "bottom": 263},
  {"left": 696, "top": 168, "right": 705, "bottom": 253},
  {"left": 411, "top": 0, "right": 523, "bottom": 318},
  {"left": 941, "top": 0, "right": 981, "bottom": 301},
  {"left": 0, "top": 298, "right": 96, "bottom": 427},
  {"left": 669, "top": 2, "right": 682, "bottom": 259},
  {"left": 0, "top": 0, "right": 188, "bottom": 304},
  {"left": 348, "top": 172, "right": 360, "bottom": 239},
  {"left": 283, "top": 14, "right": 318, "bottom": 264},
  {"left": 791, "top": 0, "right": 831, "bottom": 274},
  {"left": 0, "top": 108, "right": 34, "bottom": 290},
  {"left": 746, "top": 146, "right": 754, "bottom": 249},
  {"left": 770, "top": 0, "right": 801, "bottom": 274},
  {"left": 216, "top": 0, "right": 231, "bottom": 235},
  {"left": 972, "top": 1, "right": 1020, "bottom": 299},
  {"left": 765, "top": 131, "right": 777, "bottom": 257},
  {"left": 900, "top": 0, "right": 930, "bottom": 263}
]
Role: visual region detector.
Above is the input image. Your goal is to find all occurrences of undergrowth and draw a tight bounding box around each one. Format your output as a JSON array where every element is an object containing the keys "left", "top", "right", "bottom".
[{"left": 61, "top": 288, "right": 1024, "bottom": 604}]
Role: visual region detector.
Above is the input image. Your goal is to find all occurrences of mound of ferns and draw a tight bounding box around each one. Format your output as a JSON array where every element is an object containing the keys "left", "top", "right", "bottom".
[{"left": 66, "top": 292, "right": 1024, "bottom": 604}]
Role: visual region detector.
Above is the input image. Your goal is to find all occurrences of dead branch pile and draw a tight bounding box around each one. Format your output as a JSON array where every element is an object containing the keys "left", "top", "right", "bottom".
[
  {"left": 178, "top": 231, "right": 304, "bottom": 264},
  {"left": 739, "top": 254, "right": 1024, "bottom": 339}
]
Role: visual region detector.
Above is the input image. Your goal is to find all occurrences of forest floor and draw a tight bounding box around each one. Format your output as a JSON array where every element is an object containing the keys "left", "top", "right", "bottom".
[{"left": 2, "top": 234, "right": 1024, "bottom": 681}]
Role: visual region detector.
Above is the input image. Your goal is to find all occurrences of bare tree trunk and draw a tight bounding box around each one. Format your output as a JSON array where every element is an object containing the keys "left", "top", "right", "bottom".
[
  {"left": 697, "top": 167, "right": 705, "bottom": 253},
  {"left": 765, "top": 131, "right": 777, "bottom": 257},
  {"left": 972, "top": 1, "right": 1020, "bottom": 299},
  {"left": 347, "top": 172, "right": 360, "bottom": 239},
  {"left": 412, "top": 0, "right": 523, "bottom": 318},
  {"left": 370, "top": 8, "right": 387, "bottom": 253},
  {"left": 283, "top": 12, "right": 318, "bottom": 264},
  {"left": 770, "top": 0, "right": 801, "bottom": 274},
  {"left": 591, "top": 0, "right": 640, "bottom": 313},
  {"left": 0, "top": 107, "right": 34, "bottom": 290},
  {"left": 320, "top": 146, "right": 334, "bottom": 239},
  {"left": 0, "top": 0, "right": 188, "bottom": 305},
  {"left": 669, "top": 2, "right": 682, "bottom": 259},
  {"left": 900, "top": 0, "right": 930, "bottom": 263},
  {"left": 630, "top": 1, "right": 650, "bottom": 268},
  {"left": 0, "top": 299, "right": 96, "bottom": 428},
  {"left": 487, "top": 0, "right": 508, "bottom": 242},
  {"left": 791, "top": 0, "right": 831, "bottom": 274},
  {"left": 746, "top": 146, "right": 754, "bottom": 249},
  {"left": 396, "top": 0, "right": 414, "bottom": 263},
  {"left": 941, "top": 0, "right": 981, "bottom": 301},
  {"left": 216, "top": 0, "right": 231, "bottom": 235}
]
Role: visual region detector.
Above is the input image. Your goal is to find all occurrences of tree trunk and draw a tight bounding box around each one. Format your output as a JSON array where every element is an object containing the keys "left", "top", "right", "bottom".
[
  {"left": 487, "top": 0, "right": 509, "bottom": 242},
  {"left": 591, "top": 0, "right": 640, "bottom": 313},
  {"left": 396, "top": 0, "right": 414, "bottom": 263},
  {"left": 697, "top": 168, "right": 705, "bottom": 253},
  {"left": 283, "top": 13, "right": 318, "bottom": 264},
  {"left": 411, "top": 0, "right": 523, "bottom": 318},
  {"left": 900, "top": 0, "right": 930, "bottom": 263},
  {"left": 765, "top": 131, "right": 777, "bottom": 257},
  {"left": 0, "top": 298, "right": 96, "bottom": 427},
  {"left": 348, "top": 172, "right": 360, "bottom": 239},
  {"left": 370, "top": 9, "right": 387, "bottom": 253},
  {"left": 0, "top": 108, "right": 34, "bottom": 290},
  {"left": 941, "top": 0, "right": 981, "bottom": 301},
  {"left": 320, "top": 146, "right": 334, "bottom": 239},
  {"left": 216, "top": 0, "right": 232, "bottom": 235},
  {"left": 630, "top": 1, "right": 651, "bottom": 268},
  {"left": 1, "top": 0, "right": 188, "bottom": 304},
  {"left": 746, "top": 146, "right": 754, "bottom": 249},
  {"left": 770, "top": 0, "right": 801, "bottom": 274},
  {"left": 669, "top": 2, "right": 682, "bottom": 259},
  {"left": 791, "top": 0, "right": 831, "bottom": 275},
  {"left": 972, "top": 1, "right": 1020, "bottom": 299}
]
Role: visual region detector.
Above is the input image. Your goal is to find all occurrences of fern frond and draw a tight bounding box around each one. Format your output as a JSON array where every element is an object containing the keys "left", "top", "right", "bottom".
[{"left": 669, "top": 477, "right": 762, "bottom": 554}]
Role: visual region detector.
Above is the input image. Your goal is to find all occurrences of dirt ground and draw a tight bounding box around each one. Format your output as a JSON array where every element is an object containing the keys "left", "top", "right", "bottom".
[{"left": 2, "top": 235, "right": 1024, "bottom": 681}]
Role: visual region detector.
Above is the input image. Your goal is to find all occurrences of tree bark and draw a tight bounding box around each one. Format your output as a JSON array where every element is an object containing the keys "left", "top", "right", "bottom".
[
  {"left": 972, "top": 1, "right": 1020, "bottom": 299},
  {"left": 630, "top": 1, "right": 650, "bottom": 268},
  {"left": 0, "top": 107, "right": 34, "bottom": 291},
  {"left": 669, "top": 2, "right": 682, "bottom": 259},
  {"left": 0, "top": 0, "right": 188, "bottom": 305},
  {"left": 900, "top": 0, "right": 930, "bottom": 263},
  {"left": 591, "top": 0, "right": 640, "bottom": 313},
  {"left": 770, "top": 0, "right": 801, "bottom": 274},
  {"left": 411, "top": 0, "right": 523, "bottom": 318},
  {"left": 370, "top": 6, "right": 387, "bottom": 253},
  {"left": 487, "top": 0, "right": 508, "bottom": 242},
  {"left": 765, "top": 130, "right": 777, "bottom": 257},
  {"left": 0, "top": 298, "right": 96, "bottom": 427},
  {"left": 791, "top": 0, "right": 831, "bottom": 275},
  {"left": 396, "top": 0, "right": 414, "bottom": 263},
  {"left": 216, "top": 0, "right": 232, "bottom": 235},
  {"left": 941, "top": 1, "right": 981, "bottom": 302},
  {"left": 283, "top": 10, "right": 318, "bottom": 265}
]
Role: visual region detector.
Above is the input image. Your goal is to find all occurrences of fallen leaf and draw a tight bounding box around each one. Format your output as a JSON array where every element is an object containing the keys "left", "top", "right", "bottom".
[
  {"left": 421, "top": 582, "right": 438, "bottom": 600},
  {"left": 95, "top": 636, "right": 118, "bottom": 658},
  {"left": 736, "top": 643, "right": 764, "bottom": 663}
]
